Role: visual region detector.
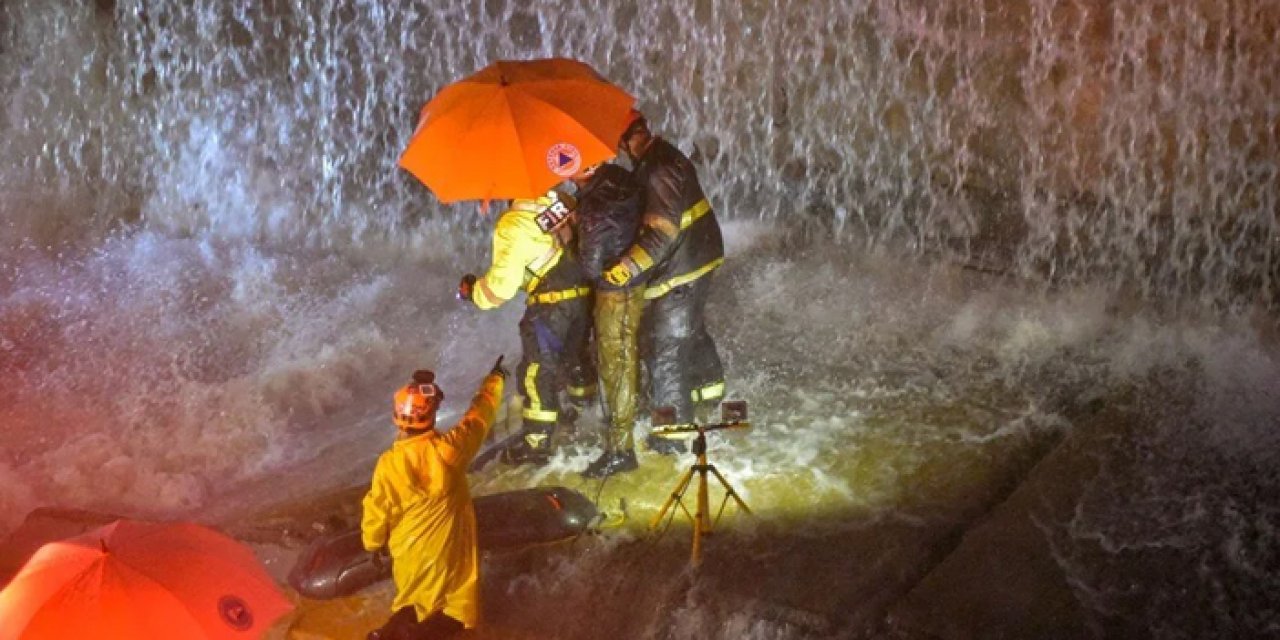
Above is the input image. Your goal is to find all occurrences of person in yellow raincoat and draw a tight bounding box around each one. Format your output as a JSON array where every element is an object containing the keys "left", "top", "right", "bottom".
[{"left": 362, "top": 359, "right": 507, "bottom": 640}]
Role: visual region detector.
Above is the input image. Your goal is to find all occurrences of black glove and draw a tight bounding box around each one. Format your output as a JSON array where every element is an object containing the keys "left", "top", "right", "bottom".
[
  {"left": 457, "top": 274, "right": 478, "bottom": 303},
  {"left": 490, "top": 355, "right": 508, "bottom": 380}
]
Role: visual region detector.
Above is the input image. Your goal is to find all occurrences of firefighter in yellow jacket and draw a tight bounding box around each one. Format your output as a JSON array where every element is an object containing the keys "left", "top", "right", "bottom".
[
  {"left": 458, "top": 192, "right": 595, "bottom": 465},
  {"left": 362, "top": 360, "right": 506, "bottom": 640}
]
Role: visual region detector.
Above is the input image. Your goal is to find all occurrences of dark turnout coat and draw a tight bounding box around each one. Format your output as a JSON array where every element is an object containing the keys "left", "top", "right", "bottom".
[
  {"left": 630, "top": 137, "right": 724, "bottom": 300},
  {"left": 576, "top": 163, "right": 645, "bottom": 292}
]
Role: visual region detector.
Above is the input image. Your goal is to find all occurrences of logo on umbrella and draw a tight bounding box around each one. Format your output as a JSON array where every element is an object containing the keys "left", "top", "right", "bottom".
[
  {"left": 218, "top": 594, "right": 255, "bottom": 630},
  {"left": 546, "top": 143, "right": 582, "bottom": 177}
]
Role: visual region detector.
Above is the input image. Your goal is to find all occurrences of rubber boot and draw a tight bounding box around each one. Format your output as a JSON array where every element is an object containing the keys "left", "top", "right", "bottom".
[
  {"left": 581, "top": 449, "right": 638, "bottom": 479},
  {"left": 500, "top": 430, "right": 552, "bottom": 466}
]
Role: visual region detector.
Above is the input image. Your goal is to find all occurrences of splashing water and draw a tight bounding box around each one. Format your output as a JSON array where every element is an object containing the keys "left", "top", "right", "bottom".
[{"left": 2, "top": 1, "right": 1279, "bottom": 638}]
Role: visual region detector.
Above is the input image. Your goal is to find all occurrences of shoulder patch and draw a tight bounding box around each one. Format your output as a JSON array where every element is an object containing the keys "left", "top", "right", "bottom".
[{"left": 535, "top": 198, "right": 573, "bottom": 233}]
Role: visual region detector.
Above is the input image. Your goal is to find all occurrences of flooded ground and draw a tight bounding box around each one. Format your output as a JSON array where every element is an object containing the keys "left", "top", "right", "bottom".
[
  {"left": 186, "top": 237, "right": 1280, "bottom": 639},
  {"left": 3, "top": 2, "right": 1277, "bottom": 638}
]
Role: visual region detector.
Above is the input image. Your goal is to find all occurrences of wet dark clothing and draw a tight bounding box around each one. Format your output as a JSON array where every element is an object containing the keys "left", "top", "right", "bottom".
[
  {"left": 628, "top": 138, "right": 726, "bottom": 423},
  {"left": 631, "top": 137, "right": 725, "bottom": 296},
  {"left": 640, "top": 274, "right": 722, "bottom": 424},
  {"left": 368, "top": 607, "right": 463, "bottom": 640},
  {"left": 517, "top": 257, "right": 593, "bottom": 449},
  {"left": 575, "top": 163, "right": 646, "bottom": 451},
  {"left": 577, "top": 164, "right": 645, "bottom": 292}
]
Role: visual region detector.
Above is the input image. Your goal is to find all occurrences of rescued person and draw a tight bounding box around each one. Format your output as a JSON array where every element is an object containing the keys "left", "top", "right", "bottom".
[{"left": 570, "top": 160, "right": 646, "bottom": 478}]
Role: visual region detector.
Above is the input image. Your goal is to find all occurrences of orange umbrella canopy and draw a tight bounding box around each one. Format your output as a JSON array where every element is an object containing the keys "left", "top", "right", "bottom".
[
  {"left": 400, "top": 57, "right": 635, "bottom": 203},
  {"left": 0, "top": 520, "right": 293, "bottom": 640}
]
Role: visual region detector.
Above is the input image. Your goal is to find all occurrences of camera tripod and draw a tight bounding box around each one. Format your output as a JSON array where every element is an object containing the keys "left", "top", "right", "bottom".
[{"left": 649, "top": 422, "right": 752, "bottom": 567}]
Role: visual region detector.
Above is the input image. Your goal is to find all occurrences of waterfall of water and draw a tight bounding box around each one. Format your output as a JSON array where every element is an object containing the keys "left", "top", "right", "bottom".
[
  {"left": 2, "top": 0, "right": 1277, "bottom": 305},
  {"left": 2, "top": 4, "right": 1279, "bottom": 637}
]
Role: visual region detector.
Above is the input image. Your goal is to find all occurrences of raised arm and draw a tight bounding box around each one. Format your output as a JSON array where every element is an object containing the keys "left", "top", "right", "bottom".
[{"left": 441, "top": 370, "right": 505, "bottom": 463}]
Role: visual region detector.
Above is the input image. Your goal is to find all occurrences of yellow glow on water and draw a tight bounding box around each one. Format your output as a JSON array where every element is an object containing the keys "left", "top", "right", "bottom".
[{"left": 469, "top": 383, "right": 1053, "bottom": 547}]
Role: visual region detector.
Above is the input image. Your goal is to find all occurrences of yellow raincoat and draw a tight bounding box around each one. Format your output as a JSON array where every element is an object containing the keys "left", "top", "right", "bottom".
[
  {"left": 472, "top": 195, "right": 565, "bottom": 310},
  {"left": 361, "top": 372, "right": 504, "bottom": 628}
]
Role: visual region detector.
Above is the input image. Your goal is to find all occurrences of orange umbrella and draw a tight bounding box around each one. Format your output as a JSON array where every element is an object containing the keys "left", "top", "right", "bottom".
[
  {"left": 0, "top": 519, "right": 293, "bottom": 639},
  {"left": 399, "top": 57, "right": 635, "bottom": 203}
]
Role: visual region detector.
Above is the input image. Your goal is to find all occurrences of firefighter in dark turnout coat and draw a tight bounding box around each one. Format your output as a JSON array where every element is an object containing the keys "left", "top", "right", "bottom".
[{"left": 603, "top": 113, "right": 726, "bottom": 452}]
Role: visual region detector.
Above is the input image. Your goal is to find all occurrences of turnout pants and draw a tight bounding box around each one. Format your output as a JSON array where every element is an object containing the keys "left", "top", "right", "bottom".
[
  {"left": 595, "top": 287, "right": 645, "bottom": 452},
  {"left": 517, "top": 297, "right": 592, "bottom": 450},
  {"left": 640, "top": 274, "right": 724, "bottom": 424}
]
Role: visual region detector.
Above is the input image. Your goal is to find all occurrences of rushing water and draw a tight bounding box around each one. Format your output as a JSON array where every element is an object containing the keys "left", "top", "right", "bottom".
[{"left": 2, "top": 1, "right": 1278, "bottom": 638}]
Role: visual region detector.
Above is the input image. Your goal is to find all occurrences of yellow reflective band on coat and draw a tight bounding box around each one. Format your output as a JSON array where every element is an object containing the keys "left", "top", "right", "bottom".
[
  {"left": 473, "top": 278, "right": 506, "bottom": 310},
  {"left": 690, "top": 381, "right": 725, "bottom": 403},
  {"left": 680, "top": 199, "right": 712, "bottom": 230},
  {"left": 626, "top": 245, "right": 654, "bottom": 271},
  {"left": 644, "top": 257, "right": 724, "bottom": 300},
  {"left": 528, "top": 286, "right": 591, "bottom": 305},
  {"left": 523, "top": 432, "right": 551, "bottom": 448}
]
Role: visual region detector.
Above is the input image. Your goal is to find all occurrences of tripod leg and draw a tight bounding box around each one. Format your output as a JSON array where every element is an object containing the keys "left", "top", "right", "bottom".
[
  {"left": 692, "top": 471, "right": 706, "bottom": 568},
  {"left": 649, "top": 467, "right": 696, "bottom": 530},
  {"left": 696, "top": 466, "right": 711, "bottom": 534},
  {"left": 709, "top": 466, "right": 753, "bottom": 516}
]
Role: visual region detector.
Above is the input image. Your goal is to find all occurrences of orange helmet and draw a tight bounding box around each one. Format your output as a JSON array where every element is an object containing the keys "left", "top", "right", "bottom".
[{"left": 393, "top": 370, "right": 444, "bottom": 429}]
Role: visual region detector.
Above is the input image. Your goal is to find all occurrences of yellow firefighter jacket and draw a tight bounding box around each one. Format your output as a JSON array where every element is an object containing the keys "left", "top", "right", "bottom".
[
  {"left": 472, "top": 195, "right": 578, "bottom": 310},
  {"left": 360, "top": 373, "right": 504, "bottom": 627}
]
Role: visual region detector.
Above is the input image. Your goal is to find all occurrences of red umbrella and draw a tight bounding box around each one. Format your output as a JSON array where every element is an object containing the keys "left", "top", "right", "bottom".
[
  {"left": 0, "top": 519, "right": 292, "bottom": 639},
  {"left": 399, "top": 57, "right": 635, "bottom": 203}
]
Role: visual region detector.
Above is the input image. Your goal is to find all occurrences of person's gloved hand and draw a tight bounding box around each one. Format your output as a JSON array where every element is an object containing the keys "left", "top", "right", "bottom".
[
  {"left": 490, "top": 355, "right": 508, "bottom": 380},
  {"left": 457, "top": 274, "right": 478, "bottom": 303},
  {"left": 602, "top": 257, "right": 641, "bottom": 287}
]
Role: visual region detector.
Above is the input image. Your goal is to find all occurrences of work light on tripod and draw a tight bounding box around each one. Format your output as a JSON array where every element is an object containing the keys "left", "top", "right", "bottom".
[{"left": 649, "top": 400, "right": 752, "bottom": 567}]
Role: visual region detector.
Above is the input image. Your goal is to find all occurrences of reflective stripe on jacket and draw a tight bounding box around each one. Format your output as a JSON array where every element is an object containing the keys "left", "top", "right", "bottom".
[
  {"left": 474, "top": 196, "right": 590, "bottom": 310},
  {"left": 361, "top": 373, "right": 504, "bottom": 627},
  {"left": 629, "top": 137, "right": 725, "bottom": 298},
  {"left": 474, "top": 198, "right": 563, "bottom": 310}
]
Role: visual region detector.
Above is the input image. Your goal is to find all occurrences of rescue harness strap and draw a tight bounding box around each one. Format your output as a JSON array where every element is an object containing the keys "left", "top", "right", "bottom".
[
  {"left": 522, "top": 407, "right": 558, "bottom": 423},
  {"left": 528, "top": 285, "right": 592, "bottom": 305}
]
